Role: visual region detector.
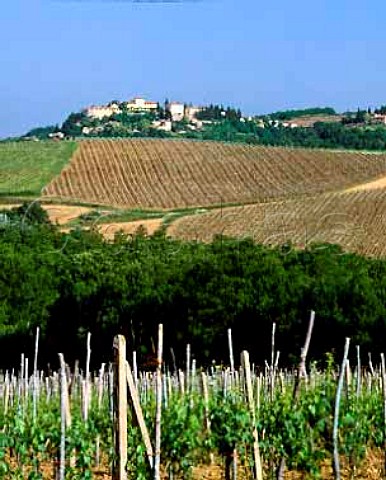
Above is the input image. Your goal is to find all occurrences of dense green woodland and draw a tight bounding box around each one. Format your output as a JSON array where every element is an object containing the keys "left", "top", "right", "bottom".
[
  {"left": 257, "top": 107, "right": 337, "bottom": 121},
  {"left": 1, "top": 203, "right": 386, "bottom": 369}
]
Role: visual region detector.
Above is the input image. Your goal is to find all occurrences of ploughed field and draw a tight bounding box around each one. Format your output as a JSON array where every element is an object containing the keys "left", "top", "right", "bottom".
[
  {"left": 41, "top": 139, "right": 386, "bottom": 209},
  {"left": 167, "top": 189, "right": 386, "bottom": 257}
]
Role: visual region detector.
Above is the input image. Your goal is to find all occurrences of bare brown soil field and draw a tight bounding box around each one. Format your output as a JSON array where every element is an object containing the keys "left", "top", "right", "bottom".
[
  {"left": 168, "top": 189, "right": 386, "bottom": 257},
  {"left": 43, "top": 204, "right": 92, "bottom": 224},
  {"left": 345, "top": 173, "right": 386, "bottom": 192},
  {"left": 6, "top": 450, "right": 383, "bottom": 480},
  {"left": 42, "top": 139, "right": 386, "bottom": 209}
]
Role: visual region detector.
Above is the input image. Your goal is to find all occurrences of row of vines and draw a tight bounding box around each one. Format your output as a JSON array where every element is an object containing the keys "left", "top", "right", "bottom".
[
  {"left": 42, "top": 139, "right": 386, "bottom": 209},
  {"left": 169, "top": 188, "right": 386, "bottom": 257},
  {"left": 1, "top": 322, "right": 386, "bottom": 479}
]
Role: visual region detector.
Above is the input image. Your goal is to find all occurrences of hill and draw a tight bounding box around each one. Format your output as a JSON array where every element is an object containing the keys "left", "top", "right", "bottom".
[{"left": 42, "top": 138, "right": 386, "bottom": 209}]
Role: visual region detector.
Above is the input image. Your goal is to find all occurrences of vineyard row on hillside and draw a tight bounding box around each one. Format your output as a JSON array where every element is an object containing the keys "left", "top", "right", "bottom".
[
  {"left": 42, "top": 139, "right": 386, "bottom": 209},
  {"left": 168, "top": 188, "right": 386, "bottom": 257}
]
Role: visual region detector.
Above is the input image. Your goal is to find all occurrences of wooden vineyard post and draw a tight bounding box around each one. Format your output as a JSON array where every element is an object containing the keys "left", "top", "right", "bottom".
[
  {"left": 154, "top": 324, "right": 163, "bottom": 480},
  {"left": 333, "top": 337, "right": 350, "bottom": 480},
  {"left": 58, "top": 353, "right": 72, "bottom": 480},
  {"left": 19, "top": 353, "right": 24, "bottom": 409},
  {"left": 368, "top": 352, "right": 375, "bottom": 376},
  {"left": 83, "top": 332, "right": 91, "bottom": 421},
  {"left": 381, "top": 353, "right": 386, "bottom": 478},
  {"left": 227, "top": 329, "right": 237, "bottom": 480},
  {"left": 270, "top": 322, "right": 276, "bottom": 400},
  {"left": 356, "top": 345, "right": 361, "bottom": 398},
  {"left": 32, "top": 327, "right": 40, "bottom": 424},
  {"left": 96, "top": 363, "right": 105, "bottom": 467},
  {"left": 201, "top": 371, "right": 214, "bottom": 465},
  {"left": 126, "top": 360, "right": 154, "bottom": 469},
  {"left": 24, "top": 357, "right": 29, "bottom": 407},
  {"left": 58, "top": 354, "right": 66, "bottom": 480},
  {"left": 132, "top": 351, "right": 138, "bottom": 390},
  {"left": 3, "top": 374, "right": 9, "bottom": 418},
  {"left": 298, "top": 310, "right": 315, "bottom": 385},
  {"left": 186, "top": 343, "right": 191, "bottom": 393},
  {"left": 228, "top": 329, "right": 235, "bottom": 376},
  {"left": 113, "top": 335, "right": 128, "bottom": 480},
  {"left": 241, "top": 351, "right": 263, "bottom": 480}
]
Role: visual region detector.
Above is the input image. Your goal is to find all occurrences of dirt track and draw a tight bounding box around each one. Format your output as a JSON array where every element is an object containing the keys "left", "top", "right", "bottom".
[
  {"left": 345, "top": 174, "right": 386, "bottom": 192},
  {"left": 44, "top": 204, "right": 92, "bottom": 224}
]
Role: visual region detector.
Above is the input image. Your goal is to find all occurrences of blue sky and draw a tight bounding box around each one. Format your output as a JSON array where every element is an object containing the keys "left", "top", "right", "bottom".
[{"left": 1, "top": 0, "right": 386, "bottom": 138}]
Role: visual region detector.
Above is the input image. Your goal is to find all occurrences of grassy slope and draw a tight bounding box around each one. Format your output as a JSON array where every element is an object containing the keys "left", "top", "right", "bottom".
[{"left": 0, "top": 141, "right": 77, "bottom": 197}]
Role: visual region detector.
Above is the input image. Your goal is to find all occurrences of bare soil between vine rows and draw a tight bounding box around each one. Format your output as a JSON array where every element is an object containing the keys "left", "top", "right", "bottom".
[{"left": 5, "top": 449, "right": 383, "bottom": 479}]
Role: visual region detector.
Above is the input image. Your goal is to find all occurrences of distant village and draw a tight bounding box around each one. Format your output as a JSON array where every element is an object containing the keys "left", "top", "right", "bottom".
[
  {"left": 81, "top": 97, "right": 206, "bottom": 135},
  {"left": 81, "top": 98, "right": 386, "bottom": 129},
  {"left": 44, "top": 96, "right": 303, "bottom": 140}
]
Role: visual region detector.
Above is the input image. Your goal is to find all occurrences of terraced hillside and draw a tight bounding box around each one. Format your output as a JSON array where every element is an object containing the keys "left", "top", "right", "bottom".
[
  {"left": 42, "top": 139, "right": 386, "bottom": 209},
  {"left": 168, "top": 189, "right": 386, "bottom": 257},
  {"left": 0, "top": 141, "right": 77, "bottom": 196}
]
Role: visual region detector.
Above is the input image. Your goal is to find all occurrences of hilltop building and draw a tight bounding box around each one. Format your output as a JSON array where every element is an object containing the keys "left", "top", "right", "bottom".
[
  {"left": 372, "top": 113, "right": 386, "bottom": 125},
  {"left": 126, "top": 97, "right": 158, "bottom": 112},
  {"left": 85, "top": 97, "right": 159, "bottom": 119},
  {"left": 165, "top": 101, "right": 203, "bottom": 122},
  {"left": 84, "top": 97, "right": 203, "bottom": 123},
  {"left": 84, "top": 103, "right": 121, "bottom": 119},
  {"left": 185, "top": 105, "right": 203, "bottom": 121},
  {"left": 166, "top": 101, "right": 185, "bottom": 122}
]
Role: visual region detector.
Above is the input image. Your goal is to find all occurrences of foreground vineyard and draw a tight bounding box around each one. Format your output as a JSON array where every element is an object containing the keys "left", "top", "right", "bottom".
[
  {"left": 168, "top": 189, "right": 386, "bottom": 257},
  {"left": 1, "top": 328, "right": 385, "bottom": 480},
  {"left": 42, "top": 139, "right": 386, "bottom": 209}
]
